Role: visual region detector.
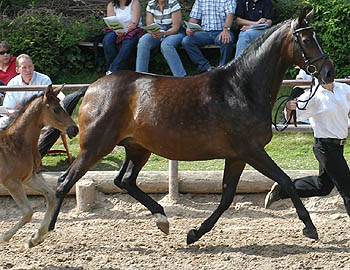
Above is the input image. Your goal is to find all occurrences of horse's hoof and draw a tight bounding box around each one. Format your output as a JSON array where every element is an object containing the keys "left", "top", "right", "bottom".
[
  {"left": 187, "top": 229, "right": 199, "bottom": 245},
  {"left": 26, "top": 239, "right": 35, "bottom": 249},
  {"left": 303, "top": 227, "right": 319, "bottom": 240},
  {"left": 154, "top": 213, "right": 169, "bottom": 235}
]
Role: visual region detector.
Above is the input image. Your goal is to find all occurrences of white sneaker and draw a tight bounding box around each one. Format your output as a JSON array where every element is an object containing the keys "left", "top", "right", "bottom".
[{"left": 106, "top": 70, "right": 112, "bottom": 75}]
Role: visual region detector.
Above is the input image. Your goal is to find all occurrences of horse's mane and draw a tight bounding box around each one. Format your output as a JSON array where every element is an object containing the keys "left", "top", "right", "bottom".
[
  {"left": 0, "top": 92, "right": 44, "bottom": 130},
  {"left": 224, "top": 19, "right": 292, "bottom": 73}
]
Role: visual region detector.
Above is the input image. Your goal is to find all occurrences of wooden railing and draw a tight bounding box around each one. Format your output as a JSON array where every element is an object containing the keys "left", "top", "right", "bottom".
[{"left": 1, "top": 79, "right": 349, "bottom": 92}]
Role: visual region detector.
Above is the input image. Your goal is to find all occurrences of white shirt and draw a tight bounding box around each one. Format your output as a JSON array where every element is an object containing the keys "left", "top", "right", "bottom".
[
  {"left": 296, "top": 82, "right": 350, "bottom": 139},
  {"left": 3, "top": 71, "right": 52, "bottom": 109},
  {"left": 114, "top": 0, "right": 142, "bottom": 26}
]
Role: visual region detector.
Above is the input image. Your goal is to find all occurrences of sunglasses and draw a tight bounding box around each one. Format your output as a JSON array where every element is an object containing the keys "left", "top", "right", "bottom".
[{"left": 0, "top": 50, "right": 10, "bottom": 55}]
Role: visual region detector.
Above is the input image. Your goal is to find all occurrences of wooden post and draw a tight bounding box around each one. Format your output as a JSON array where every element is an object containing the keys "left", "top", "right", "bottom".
[
  {"left": 76, "top": 179, "right": 97, "bottom": 212},
  {"left": 168, "top": 160, "right": 179, "bottom": 202}
]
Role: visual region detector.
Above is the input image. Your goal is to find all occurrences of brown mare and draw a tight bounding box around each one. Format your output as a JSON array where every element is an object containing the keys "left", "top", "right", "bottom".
[
  {"left": 0, "top": 85, "right": 78, "bottom": 248},
  {"left": 50, "top": 8, "right": 336, "bottom": 244}
]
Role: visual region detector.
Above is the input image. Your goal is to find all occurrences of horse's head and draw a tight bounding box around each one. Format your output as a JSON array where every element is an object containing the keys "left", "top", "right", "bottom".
[
  {"left": 42, "top": 85, "right": 79, "bottom": 139},
  {"left": 290, "top": 7, "right": 335, "bottom": 84}
]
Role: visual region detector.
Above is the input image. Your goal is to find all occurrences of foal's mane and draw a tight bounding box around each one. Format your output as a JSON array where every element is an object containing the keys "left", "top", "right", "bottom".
[{"left": 0, "top": 92, "right": 43, "bottom": 130}]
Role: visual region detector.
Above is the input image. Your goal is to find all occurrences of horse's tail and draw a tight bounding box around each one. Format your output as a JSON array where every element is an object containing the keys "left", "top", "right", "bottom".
[{"left": 38, "top": 86, "right": 88, "bottom": 158}]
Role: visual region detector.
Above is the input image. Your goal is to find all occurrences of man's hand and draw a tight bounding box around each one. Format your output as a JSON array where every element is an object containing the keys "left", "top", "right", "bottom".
[
  {"left": 286, "top": 99, "right": 297, "bottom": 111},
  {"left": 219, "top": 29, "right": 232, "bottom": 44}
]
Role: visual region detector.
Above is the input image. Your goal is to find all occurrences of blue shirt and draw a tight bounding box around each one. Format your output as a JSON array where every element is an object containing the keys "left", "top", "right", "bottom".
[
  {"left": 3, "top": 71, "right": 52, "bottom": 109},
  {"left": 190, "top": 0, "right": 236, "bottom": 31}
]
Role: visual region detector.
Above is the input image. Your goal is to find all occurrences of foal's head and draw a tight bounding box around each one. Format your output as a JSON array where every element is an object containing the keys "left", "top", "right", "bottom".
[
  {"left": 290, "top": 7, "right": 335, "bottom": 84},
  {"left": 42, "top": 85, "right": 78, "bottom": 139}
]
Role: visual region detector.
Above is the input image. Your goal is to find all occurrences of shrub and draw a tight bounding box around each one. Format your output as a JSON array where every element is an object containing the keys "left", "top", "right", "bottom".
[
  {"left": 300, "top": 0, "right": 350, "bottom": 77},
  {"left": 0, "top": 9, "right": 106, "bottom": 80}
]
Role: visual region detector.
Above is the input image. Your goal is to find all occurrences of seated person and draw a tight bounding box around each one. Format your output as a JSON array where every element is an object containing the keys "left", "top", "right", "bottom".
[
  {"left": 2, "top": 54, "right": 64, "bottom": 119},
  {"left": 136, "top": 0, "right": 186, "bottom": 77},
  {"left": 181, "top": 0, "right": 236, "bottom": 73},
  {"left": 0, "top": 41, "right": 18, "bottom": 85},
  {"left": 234, "top": 0, "right": 274, "bottom": 58},
  {"left": 103, "top": 0, "right": 142, "bottom": 75},
  {"left": 0, "top": 41, "right": 19, "bottom": 101}
]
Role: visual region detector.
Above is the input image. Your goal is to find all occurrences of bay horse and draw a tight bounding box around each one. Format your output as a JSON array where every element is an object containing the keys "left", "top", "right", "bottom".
[
  {"left": 0, "top": 85, "right": 78, "bottom": 248},
  {"left": 50, "top": 8, "right": 335, "bottom": 244}
]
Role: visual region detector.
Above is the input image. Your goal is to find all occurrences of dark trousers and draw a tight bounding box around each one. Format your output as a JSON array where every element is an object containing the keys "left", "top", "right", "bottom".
[{"left": 279, "top": 138, "right": 350, "bottom": 214}]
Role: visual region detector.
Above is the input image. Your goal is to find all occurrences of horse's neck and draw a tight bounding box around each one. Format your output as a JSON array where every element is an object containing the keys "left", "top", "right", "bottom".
[
  {"left": 9, "top": 100, "right": 44, "bottom": 146},
  {"left": 238, "top": 22, "right": 292, "bottom": 107}
]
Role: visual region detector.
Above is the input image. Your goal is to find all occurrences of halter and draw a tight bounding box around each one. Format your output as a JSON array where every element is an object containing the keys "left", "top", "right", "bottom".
[
  {"left": 273, "top": 20, "right": 329, "bottom": 132},
  {"left": 291, "top": 19, "right": 328, "bottom": 75}
]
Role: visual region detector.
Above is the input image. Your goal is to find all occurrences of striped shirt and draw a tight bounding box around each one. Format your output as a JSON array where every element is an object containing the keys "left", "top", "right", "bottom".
[
  {"left": 190, "top": 0, "right": 236, "bottom": 31},
  {"left": 146, "top": 0, "right": 182, "bottom": 26}
]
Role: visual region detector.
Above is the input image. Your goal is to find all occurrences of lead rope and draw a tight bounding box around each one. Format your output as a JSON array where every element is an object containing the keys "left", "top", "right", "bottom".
[{"left": 273, "top": 74, "right": 321, "bottom": 132}]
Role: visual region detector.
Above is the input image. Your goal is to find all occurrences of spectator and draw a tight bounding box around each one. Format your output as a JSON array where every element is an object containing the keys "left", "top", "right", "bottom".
[
  {"left": 3, "top": 54, "right": 64, "bottom": 110},
  {"left": 0, "top": 41, "right": 19, "bottom": 103},
  {"left": 103, "top": 0, "right": 143, "bottom": 75},
  {"left": 136, "top": 0, "right": 186, "bottom": 77},
  {"left": 0, "top": 41, "right": 18, "bottom": 85},
  {"left": 234, "top": 0, "right": 274, "bottom": 58},
  {"left": 265, "top": 81, "right": 350, "bottom": 217},
  {"left": 181, "top": 0, "right": 236, "bottom": 73}
]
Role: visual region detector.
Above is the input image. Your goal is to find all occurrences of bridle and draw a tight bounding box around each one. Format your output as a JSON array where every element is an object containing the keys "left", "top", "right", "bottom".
[
  {"left": 291, "top": 19, "right": 328, "bottom": 76},
  {"left": 273, "top": 20, "right": 329, "bottom": 132}
]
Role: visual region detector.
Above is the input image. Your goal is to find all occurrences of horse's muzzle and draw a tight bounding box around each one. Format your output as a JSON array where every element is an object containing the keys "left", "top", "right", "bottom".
[{"left": 66, "top": 125, "right": 79, "bottom": 139}]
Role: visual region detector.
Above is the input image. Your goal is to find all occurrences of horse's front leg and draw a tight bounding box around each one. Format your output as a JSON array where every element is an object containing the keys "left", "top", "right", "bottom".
[
  {"left": 187, "top": 159, "right": 246, "bottom": 245},
  {"left": 246, "top": 147, "right": 318, "bottom": 240},
  {"left": 24, "top": 173, "right": 56, "bottom": 248},
  {"left": 114, "top": 147, "right": 169, "bottom": 234}
]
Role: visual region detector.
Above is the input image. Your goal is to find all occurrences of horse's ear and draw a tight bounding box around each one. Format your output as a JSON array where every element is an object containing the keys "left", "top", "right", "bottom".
[
  {"left": 45, "top": 84, "right": 54, "bottom": 99},
  {"left": 305, "top": 7, "right": 315, "bottom": 23},
  {"left": 53, "top": 84, "right": 65, "bottom": 97},
  {"left": 297, "top": 7, "right": 308, "bottom": 26}
]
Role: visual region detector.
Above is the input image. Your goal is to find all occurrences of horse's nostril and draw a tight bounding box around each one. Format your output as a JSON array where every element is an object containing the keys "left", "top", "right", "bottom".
[{"left": 66, "top": 126, "right": 79, "bottom": 139}]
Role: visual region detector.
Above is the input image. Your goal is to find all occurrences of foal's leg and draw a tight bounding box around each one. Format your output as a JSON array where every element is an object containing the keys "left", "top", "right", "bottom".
[
  {"left": 24, "top": 173, "right": 56, "bottom": 248},
  {"left": 0, "top": 180, "right": 33, "bottom": 243},
  {"left": 246, "top": 147, "right": 318, "bottom": 240},
  {"left": 114, "top": 146, "right": 169, "bottom": 234},
  {"left": 187, "top": 159, "right": 246, "bottom": 245}
]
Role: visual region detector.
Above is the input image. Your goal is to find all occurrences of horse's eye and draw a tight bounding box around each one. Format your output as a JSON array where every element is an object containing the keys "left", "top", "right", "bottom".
[
  {"left": 53, "top": 106, "right": 61, "bottom": 114},
  {"left": 303, "top": 38, "right": 311, "bottom": 45}
]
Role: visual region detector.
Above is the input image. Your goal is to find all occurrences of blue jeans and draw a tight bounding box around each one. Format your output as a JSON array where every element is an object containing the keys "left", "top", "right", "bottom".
[
  {"left": 234, "top": 28, "right": 267, "bottom": 58},
  {"left": 103, "top": 31, "right": 139, "bottom": 72},
  {"left": 136, "top": 32, "right": 186, "bottom": 77},
  {"left": 181, "top": 31, "right": 235, "bottom": 73}
]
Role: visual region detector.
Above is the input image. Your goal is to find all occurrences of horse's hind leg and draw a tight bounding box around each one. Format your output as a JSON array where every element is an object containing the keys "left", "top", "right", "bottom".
[
  {"left": 114, "top": 145, "right": 169, "bottom": 234},
  {"left": 0, "top": 180, "right": 33, "bottom": 244},
  {"left": 246, "top": 147, "right": 318, "bottom": 240},
  {"left": 187, "top": 159, "right": 246, "bottom": 245},
  {"left": 23, "top": 173, "right": 56, "bottom": 248}
]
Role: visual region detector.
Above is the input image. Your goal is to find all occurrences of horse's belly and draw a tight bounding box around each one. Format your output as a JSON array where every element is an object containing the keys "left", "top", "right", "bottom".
[{"left": 132, "top": 132, "right": 233, "bottom": 161}]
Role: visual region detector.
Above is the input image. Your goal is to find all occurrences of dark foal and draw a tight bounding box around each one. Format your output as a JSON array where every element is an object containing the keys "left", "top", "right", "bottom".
[{"left": 50, "top": 8, "right": 335, "bottom": 245}]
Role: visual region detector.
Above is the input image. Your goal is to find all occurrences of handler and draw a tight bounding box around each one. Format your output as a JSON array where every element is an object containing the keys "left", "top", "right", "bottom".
[{"left": 265, "top": 79, "right": 350, "bottom": 216}]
